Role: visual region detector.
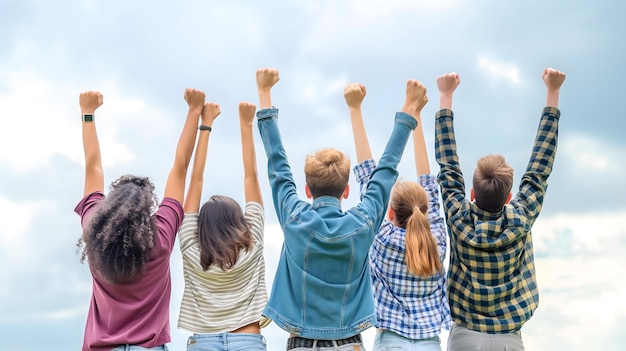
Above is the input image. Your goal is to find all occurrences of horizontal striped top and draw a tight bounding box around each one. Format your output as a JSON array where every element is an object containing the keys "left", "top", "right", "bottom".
[{"left": 177, "top": 201, "right": 268, "bottom": 333}]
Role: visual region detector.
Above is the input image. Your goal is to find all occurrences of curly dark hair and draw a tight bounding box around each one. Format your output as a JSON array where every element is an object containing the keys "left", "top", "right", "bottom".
[
  {"left": 198, "top": 195, "right": 253, "bottom": 271},
  {"left": 77, "top": 175, "right": 159, "bottom": 284}
]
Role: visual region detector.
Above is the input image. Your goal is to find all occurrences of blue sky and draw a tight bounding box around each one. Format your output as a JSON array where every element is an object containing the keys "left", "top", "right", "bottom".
[{"left": 0, "top": 0, "right": 624, "bottom": 350}]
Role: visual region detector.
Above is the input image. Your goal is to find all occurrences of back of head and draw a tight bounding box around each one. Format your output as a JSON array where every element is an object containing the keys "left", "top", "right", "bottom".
[
  {"left": 390, "top": 181, "right": 442, "bottom": 278},
  {"left": 304, "top": 148, "right": 350, "bottom": 199},
  {"left": 78, "top": 175, "right": 159, "bottom": 284},
  {"left": 197, "top": 195, "right": 252, "bottom": 271},
  {"left": 472, "top": 154, "right": 514, "bottom": 212}
]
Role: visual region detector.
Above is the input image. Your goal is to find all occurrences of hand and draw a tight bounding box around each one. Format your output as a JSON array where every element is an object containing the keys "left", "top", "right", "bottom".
[
  {"left": 201, "top": 102, "right": 221, "bottom": 124},
  {"left": 542, "top": 68, "right": 566, "bottom": 91},
  {"left": 239, "top": 102, "right": 257, "bottom": 125},
  {"left": 344, "top": 83, "right": 367, "bottom": 109},
  {"left": 436, "top": 73, "right": 460, "bottom": 95},
  {"left": 402, "top": 79, "right": 427, "bottom": 115},
  {"left": 184, "top": 88, "right": 206, "bottom": 111},
  {"left": 256, "top": 68, "right": 280, "bottom": 92},
  {"left": 79, "top": 91, "right": 103, "bottom": 114}
]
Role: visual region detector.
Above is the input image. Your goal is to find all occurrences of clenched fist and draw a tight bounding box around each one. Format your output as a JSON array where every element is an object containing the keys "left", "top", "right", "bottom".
[
  {"left": 239, "top": 102, "right": 257, "bottom": 125},
  {"left": 403, "top": 80, "right": 428, "bottom": 115},
  {"left": 256, "top": 68, "right": 280, "bottom": 91},
  {"left": 201, "top": 102, "right": 221, "bottom": 124},
  {"left": 184, "top": 88, "right": 206, "bottom": 111},
  {"left": 79, "top": 91, "right": 103, "bottom": 114},
  {"left": 344, "top": 83, "right": 367, "bottom": 109},
  {"left": 542, "top": 68, "right": 566, "bottom": 91}
]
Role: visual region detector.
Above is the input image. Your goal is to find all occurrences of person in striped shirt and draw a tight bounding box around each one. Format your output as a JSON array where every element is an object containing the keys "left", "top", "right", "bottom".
[
  {"left": 346, "top": 82, "right": 451, "bottom": 351},
  {"left": 435, "top": 68, "right": 565, "bottom": 350},
  {"left": 177, "top": 102, "right": 269, "bottom": 351}
]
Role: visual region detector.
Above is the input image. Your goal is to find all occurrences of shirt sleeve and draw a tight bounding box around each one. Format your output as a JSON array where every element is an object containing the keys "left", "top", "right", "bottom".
[
  {"left": 418, "top": 174, "right": 447, "bottom": 264},
  {"left": 74, "top": 191, "right": 105, "bottom": 227},
  {"left": 353, "top": 159, "right": 377, "bottom": 201},
  {"left": 256, "top": 107, "right": 305, "bottom": 230},
  {"left": 154, "top": 197, "right": 184, "bottom": 251},
  {"left": 435, "top": 109, "right": 469, "bottom": 226},
  {"left": 510, "top": 107, "right": 560, "bottom": 225},
  {"left": 244, "top": 201, "right": 265, "bottom": 245},
  {"left": 179, "top": 212, "right": 199, "bottom": 253}
]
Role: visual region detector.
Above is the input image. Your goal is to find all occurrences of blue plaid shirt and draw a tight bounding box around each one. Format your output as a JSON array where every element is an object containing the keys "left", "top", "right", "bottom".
[
  {"left": 435, "top": 107, "right": 560, "bottom": 333},
  {"left": 354, "top": 160, "right": 451, "bottom": 339}
]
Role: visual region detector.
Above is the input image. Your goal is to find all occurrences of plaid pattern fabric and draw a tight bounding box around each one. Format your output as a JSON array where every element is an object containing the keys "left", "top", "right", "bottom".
[
  {"left": 354, "top": 160, "right": 451, "bottom": 339},
  {"left": 435, "top": 107, "right": 560, "bottom": 333}
]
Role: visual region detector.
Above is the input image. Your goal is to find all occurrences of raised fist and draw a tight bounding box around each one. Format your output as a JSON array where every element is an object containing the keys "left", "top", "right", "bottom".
[
  {"left": 542, "top": 68, "right": 566, "bottom": 91},
  {"left": 201, "top": 102, "right": 221, "bottom": 124},
  {"left": 405, "top": 80, "right": 428, "bottom": 114},
  {"left": 239, "top": 102, "right": 257, "bottom": 125},
  {"left": 436, "top": 73, "right": 460, "bottom": 95},
  {"left": 79, "top": 91, "right": 103, "bottom": 113},
  {"left": 184, "top": 88, "right": 206, "bottom": 111},
  {"left": 256, "top": 68, "right": 280, "bottom": 91},
  {"left": 344, "top": 83, "right": 367, "bottom": 109}
]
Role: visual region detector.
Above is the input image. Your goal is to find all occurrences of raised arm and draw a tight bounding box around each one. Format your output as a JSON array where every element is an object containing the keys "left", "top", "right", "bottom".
[
  {"left": 345, "top": 83, "right": 372, "bottom": 163},
  {"left": 511, "top": 68, "right": 565, "bottom": 223},
  {"left": 183, "top": 102, "right": 221, "bottom": 213},
  {"left": 544, "top": 67, "right": 565, "bottom": 108},
  {"left": 434, "top": 73, "right": 466, "bottom": 216},
  {"left": 412, "top": 86, "right": 430, "bottom": 176},
  {"left": 357, "top": 80, "right": 421, "bottom": 228},
  {"left": 79, "top": 91, "right": 104, "bottom": 196},
  {"left": 163, "top": 89, "right": 205, "bottom": 204},
  {"left": 239, "top": 102, "right": 262, "bottom": 205}
]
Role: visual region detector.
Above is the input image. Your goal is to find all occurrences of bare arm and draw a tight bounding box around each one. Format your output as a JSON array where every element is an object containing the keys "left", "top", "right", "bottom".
[
  {"left": 345, "top": 83, "right": 372, "bottom": 163},
  {"left": 79, "top": 91, "right": 104, "bottom": 196},
  {"left": 543, "top": 67, "right": 565, "bottom": 108},
  {"left": 412, "top": 87, "right": 430, "bottom": 176},
  {"left": 240, "top": 102, "right": 263, "bottom": 205},
  {"left": 183, "top": 102, "right": 221, "bottom": 213},
  {"left": 164, "top": 88, "right": 205, "bottom": 204}
]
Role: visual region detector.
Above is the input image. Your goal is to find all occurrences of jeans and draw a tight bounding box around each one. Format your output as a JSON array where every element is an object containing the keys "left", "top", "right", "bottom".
[
  {"left": 372, "top": 330, "right": 442, "bottom": 351},
  {"left": 187, "top": 332, "right": 266, "bottom": 351},
  {"left": 110, "top": 346, "right": 168, "bottom": 351},
  {"left": 447, "top": 323, "right": 525, "bottom": 351}
]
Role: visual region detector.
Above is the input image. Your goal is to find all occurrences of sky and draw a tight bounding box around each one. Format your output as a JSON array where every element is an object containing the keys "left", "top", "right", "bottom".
[{"left": 0, "top": 0, "right": 624, "bottom": 350}]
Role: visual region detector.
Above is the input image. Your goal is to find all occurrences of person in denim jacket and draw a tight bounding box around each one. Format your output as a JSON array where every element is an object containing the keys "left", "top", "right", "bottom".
[
  {"left": 254, "top": 68, "right": 425, "bottom": 350},
  {"left": 345, "top": 82, "right": 450, "bottom": 351}
]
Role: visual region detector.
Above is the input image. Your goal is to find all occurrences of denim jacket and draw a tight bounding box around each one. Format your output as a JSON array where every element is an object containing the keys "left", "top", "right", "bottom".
[{"left": 257, "top": 107, "right": 417, "bottom": 340}]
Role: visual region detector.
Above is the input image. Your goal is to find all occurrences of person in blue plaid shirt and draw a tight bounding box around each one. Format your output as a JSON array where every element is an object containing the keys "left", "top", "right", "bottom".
[
  {"left": 435, "top": 68, "right": 566, "bottom": 350},
  {"left": 345, "top": 81, "right": 451, "bottom": 351}
]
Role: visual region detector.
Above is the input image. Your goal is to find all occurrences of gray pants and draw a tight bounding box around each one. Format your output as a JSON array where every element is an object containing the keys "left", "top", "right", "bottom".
[{"left": 447, "top": 323, "right": 525, "bottom": 351}]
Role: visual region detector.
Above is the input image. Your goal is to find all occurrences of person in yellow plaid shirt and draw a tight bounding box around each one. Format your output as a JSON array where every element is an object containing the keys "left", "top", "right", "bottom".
[{"left": 434, "top": 68, "right": 566, "bottom": 350}]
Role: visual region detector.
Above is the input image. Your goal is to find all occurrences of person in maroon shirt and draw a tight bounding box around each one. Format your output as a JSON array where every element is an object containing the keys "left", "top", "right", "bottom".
[{"left": 74, "top": 89, "right": 208, "bottom": 351}]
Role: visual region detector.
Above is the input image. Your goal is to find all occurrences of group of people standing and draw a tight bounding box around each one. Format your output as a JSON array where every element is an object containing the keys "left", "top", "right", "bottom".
[{"left": 75, "top": 67, "right": 566, "bottom": 351}]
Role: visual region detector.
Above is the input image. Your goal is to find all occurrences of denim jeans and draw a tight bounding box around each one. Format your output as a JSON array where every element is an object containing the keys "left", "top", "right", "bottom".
[
  {"left": 372, "top": 330, "right": 442, "bottom": 351},
  {"left": 110, "top": 346, "right": 168, "bottom": 351},
  {"left": 447, "top": 323, "right": 525, "bottom": 351},
  {"left": 187, "top": 332, "right": 266, "bottom": 351}
]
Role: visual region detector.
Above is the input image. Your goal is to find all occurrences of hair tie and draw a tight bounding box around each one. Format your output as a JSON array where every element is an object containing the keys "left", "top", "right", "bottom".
[{"left": 413, "top": 207, "right": 420, "bottom": 213}]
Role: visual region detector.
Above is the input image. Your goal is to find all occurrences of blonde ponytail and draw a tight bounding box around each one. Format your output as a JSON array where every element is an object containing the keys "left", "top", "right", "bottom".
[{"left": 390, "top": 181, "right": 442, "bottom": 278}]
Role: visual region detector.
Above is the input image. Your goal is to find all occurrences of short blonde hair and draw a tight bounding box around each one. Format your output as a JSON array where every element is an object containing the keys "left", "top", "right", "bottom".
[
  {"left": 304, "top": 148, "right": 350, "bottom": 199},
  {"left": 472, "top": 154, "right": 514, "bottom": 212}
]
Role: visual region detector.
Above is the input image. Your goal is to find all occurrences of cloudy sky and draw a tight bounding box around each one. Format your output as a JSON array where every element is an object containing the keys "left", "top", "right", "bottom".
[{"left": 1, "top": 0, "right": 624, "bottom": 350}]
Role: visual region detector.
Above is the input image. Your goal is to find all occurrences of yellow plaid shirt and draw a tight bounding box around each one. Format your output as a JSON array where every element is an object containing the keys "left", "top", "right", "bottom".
[{"left": 435, "top": 107, "right": 560, "bottom": 333}]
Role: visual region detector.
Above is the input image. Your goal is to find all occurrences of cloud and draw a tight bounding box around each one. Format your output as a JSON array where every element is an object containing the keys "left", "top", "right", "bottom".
[{"left": 478, "top": 56, "right": 522, "bottom": 84}]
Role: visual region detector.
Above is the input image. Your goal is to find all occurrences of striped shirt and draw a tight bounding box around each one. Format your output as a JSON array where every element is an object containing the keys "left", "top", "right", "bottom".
[
  {"left": 355, "top": 160, "right": 451, "bottom": 339},
  {"left": 177, "top": 201, "right": 268, "bottom": 333},
  {"left": 435, "top": 107, "right": 560, "bottom": 333}
]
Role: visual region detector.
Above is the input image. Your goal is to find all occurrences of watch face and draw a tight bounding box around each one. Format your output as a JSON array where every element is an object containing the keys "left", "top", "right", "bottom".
[{"left": 82, "top": 114, "right": 93, "bottom": 122}]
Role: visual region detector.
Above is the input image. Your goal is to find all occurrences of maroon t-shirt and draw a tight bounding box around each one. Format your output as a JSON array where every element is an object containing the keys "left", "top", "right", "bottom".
[{"left": 75, "top": 191, "right": 183, "bottom": 351}]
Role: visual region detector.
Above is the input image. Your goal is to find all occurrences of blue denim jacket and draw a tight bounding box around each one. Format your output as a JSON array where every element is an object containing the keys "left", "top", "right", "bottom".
[{"left": 257, "top": 107, "right": 417, "bottom": 340}]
